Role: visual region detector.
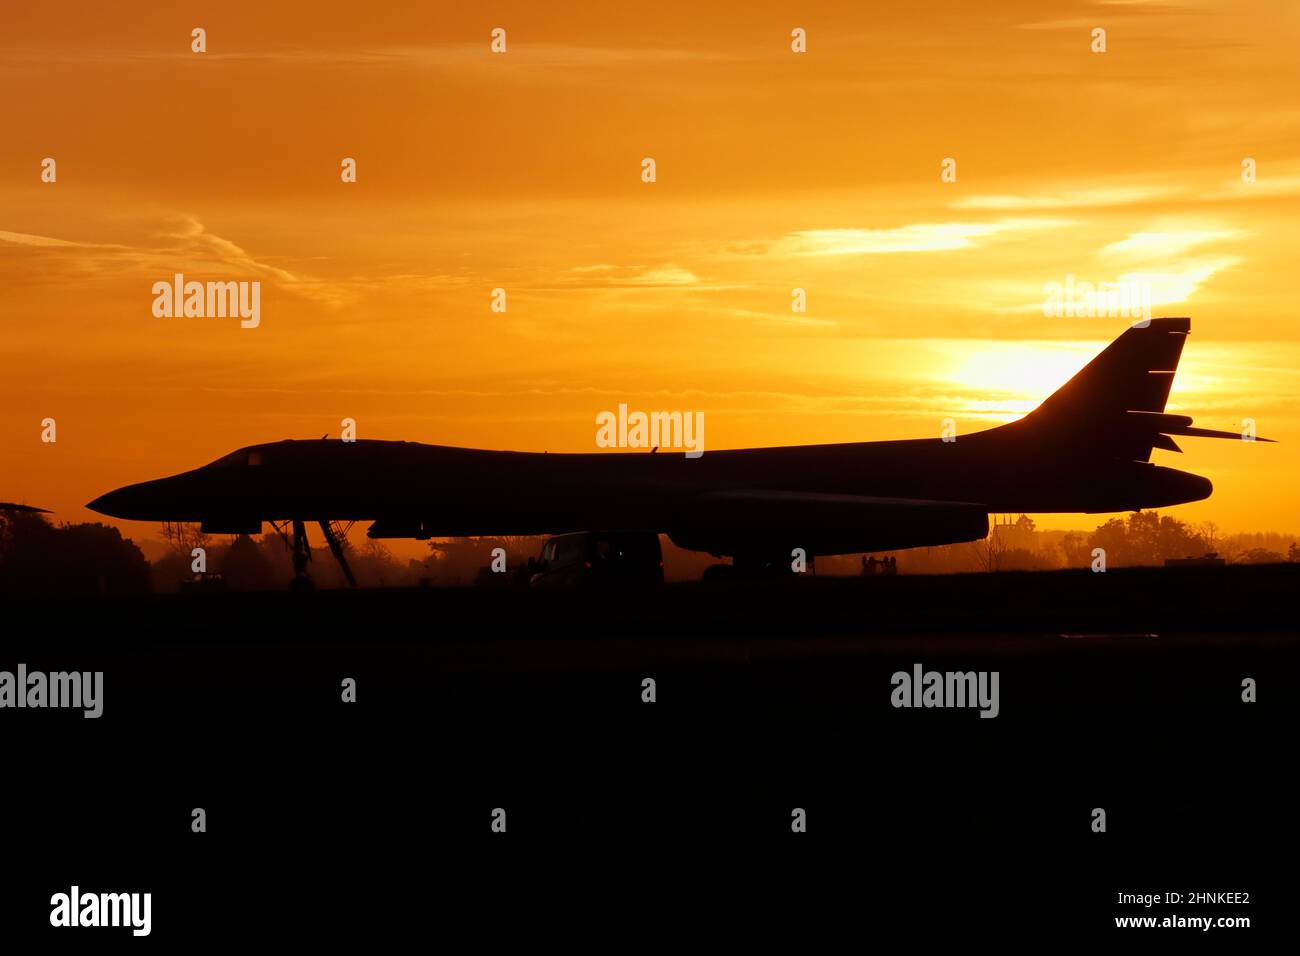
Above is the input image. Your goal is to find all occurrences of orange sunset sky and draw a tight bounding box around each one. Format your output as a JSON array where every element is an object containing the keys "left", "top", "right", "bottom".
[{"left": 1, "top": 0, "right": 1297, "bottom": 543}]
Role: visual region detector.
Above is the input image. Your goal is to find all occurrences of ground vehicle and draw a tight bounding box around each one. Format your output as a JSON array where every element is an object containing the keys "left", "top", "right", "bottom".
[{"left": 528, "top": 532, "right": 664, "bottom": 587}]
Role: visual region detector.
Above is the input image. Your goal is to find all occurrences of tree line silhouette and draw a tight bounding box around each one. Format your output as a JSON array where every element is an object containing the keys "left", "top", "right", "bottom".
[
  {"left": 0, "top": 508, "right": 149, "bottom": 593},
  {"left": 817, "top": 512, "right": 1298, "bottom": 575},
  {"left": 1, "top": 507, "right": 1296, "bottom": 593}
]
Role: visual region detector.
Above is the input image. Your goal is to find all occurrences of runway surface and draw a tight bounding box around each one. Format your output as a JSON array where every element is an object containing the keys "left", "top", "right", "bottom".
[{"left": 3, "top": 566, "right": 1294, "bottom": 939}]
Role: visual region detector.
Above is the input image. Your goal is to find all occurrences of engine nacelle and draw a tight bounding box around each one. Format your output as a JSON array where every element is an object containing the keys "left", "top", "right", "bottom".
[{"left": 668, "top": 493, "right": 989, "bottom": 558}]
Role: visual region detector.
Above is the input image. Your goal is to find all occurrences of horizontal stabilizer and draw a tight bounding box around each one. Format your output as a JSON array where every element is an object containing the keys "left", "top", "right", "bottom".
[
  {"left": 1172, "top": 425, "right": 1276, "bottom": 442},
  {"left": 1124, "top": 410, "right": 1275, "bottom": 444}
]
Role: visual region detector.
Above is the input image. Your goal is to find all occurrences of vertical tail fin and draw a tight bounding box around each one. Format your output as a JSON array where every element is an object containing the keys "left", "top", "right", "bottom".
[
  {"left": 1026, "top": 318, "right": 1190, "bottom": 426},
  {"left": 1006, "top": 317, "right": 1270, "bottom": 468},
  {"left": 1018, "top": 318, "right": 1191, "bottom": 461}
]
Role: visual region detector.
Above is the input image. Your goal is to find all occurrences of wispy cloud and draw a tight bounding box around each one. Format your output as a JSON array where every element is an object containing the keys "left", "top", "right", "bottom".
[
  {"left": 1101, "top": 229, "right": 1242, "bottom": 258},
  {"left": 771, "top": 219, "right": 1073, "bottom": 256},
  {"left": 0, "top": 217, "right": 361, "bottom": 306},
  {"left": 952, "top": 186, "right": 1175, "bottom": 210},
  {"left": 545, "top": 263, "right": 706, "bottom": 289},
  {"left": 625, "top": 265, "right": 700, "bottom": 286},
  {"left": 718, "top": 308, "right": 839, "bottom": 329},
  {"left": 0, "top": 230, "right": 86, "bottom": 248},
  {"left": 1198, "top": 174, "right": 1300, "bottom": 201},
  {"left": 1116, "top": 257, "right": 1243, "bottom": 303}
]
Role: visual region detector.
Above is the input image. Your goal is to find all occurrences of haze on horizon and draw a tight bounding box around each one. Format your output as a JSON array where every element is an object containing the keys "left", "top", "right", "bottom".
[{"left": 2, "top": 0, "right": 1297, "bottom": 544}]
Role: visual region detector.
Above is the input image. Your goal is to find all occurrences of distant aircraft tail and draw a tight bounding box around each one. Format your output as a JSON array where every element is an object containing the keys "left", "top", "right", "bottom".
[{"left": 1018, "top": 318, "right": 1272, "bottom": 460}]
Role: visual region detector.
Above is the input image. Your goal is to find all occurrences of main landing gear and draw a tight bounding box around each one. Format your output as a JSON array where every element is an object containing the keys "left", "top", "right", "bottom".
[{"left": 271, "top": 519, "right": 358, "bottom": 590}]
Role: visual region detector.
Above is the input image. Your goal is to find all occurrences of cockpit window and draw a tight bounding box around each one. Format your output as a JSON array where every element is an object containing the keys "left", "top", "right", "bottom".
[{"left": 210, "top": 449, "right": 265, "bottom": 469}]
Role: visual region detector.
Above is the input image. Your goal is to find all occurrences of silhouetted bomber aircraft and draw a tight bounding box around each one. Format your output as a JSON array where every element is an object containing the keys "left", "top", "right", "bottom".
[{"left": 89, "top": 318, "right": 1271, "bottom": 582}]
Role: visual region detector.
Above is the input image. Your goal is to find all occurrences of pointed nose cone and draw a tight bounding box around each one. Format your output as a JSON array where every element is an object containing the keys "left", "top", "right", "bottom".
[
  {"left": 87, "top": 481, "right": 165, "bottom": 520},
  {"left": 87, "top": 486, "right": 133, "bottom": 518}
]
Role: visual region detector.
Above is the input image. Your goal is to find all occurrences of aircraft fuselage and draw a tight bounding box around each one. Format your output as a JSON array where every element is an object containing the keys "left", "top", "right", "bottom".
[{"left": 88, "top": 425, "right": 1210, "bottom": 539}]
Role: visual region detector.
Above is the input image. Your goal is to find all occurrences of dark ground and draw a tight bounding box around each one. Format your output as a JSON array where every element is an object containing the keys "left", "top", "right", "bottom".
[{"left": 2, "top": 565, "right": 1295, "bottom": 942}]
